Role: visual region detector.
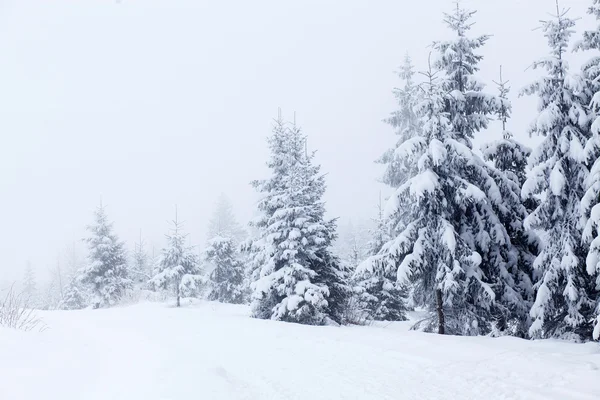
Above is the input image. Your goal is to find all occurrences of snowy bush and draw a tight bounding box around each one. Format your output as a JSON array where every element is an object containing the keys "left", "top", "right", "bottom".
[
  {"left": 0, "top": 285, "right": 47, "bottom": 332},
  {"left": 339, "top": 290, "right": 372, "bottom": 326}
]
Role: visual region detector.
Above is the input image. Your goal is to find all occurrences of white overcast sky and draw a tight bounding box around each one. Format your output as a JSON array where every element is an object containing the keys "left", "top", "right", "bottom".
[{"left": 0, "top": 0, "right": 596, "bottom": 282}]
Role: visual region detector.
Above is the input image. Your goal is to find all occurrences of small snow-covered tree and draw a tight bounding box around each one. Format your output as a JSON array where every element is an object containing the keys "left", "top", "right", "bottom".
[
  {"left": 379, "top": 53, "right": 422, "bottom": 188},
  {"left": 79, "top": 205, "right": 131, "bottom": 308},
  {"left": 205, "top": 236, "right": 246, "bottom": 304},
  {"left": 576, "top": 0, "right": 600, "bottom": 340},
  {"left": 40, "top": 260, "right": 65, "bottom": 310},
  {"left": 59, "top": 276, "right": 87, "bottom": 310},
  {"left": 246, "top": 115, "right": 349, "bottom": 325},
  {"left": 207, "top": 193, "right": 246, "bottom": 246},
  {"left": 148, "top": 247, "right": 159, "bottom": 275},
  {"left": 521, "top": 6, "right": 595, "bottom": 340},
  {"left": 481, "top": 68, "right": 532, "bottom": 188},
  {"left": 354, "top": 196, "right": 407, "bottom": 321},
  {"left": 335, "top": 220, "right": 370, "bottom": 272},
  {"left": 150, "top": 212, "right": 203, "bottom": 307},
  {"left": 131, "top": 231, "right": 150, "bottom": 284},
  {"left": 65, "top": 242, "right": 85, "bottom": 279},
  {"left": 22, "top": 262, "right": 37, "bottom": 306}
]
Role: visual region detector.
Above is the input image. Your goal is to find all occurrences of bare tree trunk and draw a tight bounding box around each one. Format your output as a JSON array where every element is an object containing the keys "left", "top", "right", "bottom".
[
  {"left": 436, "top": 289, "right": 445, "bottom": 335},
  {"left": 176, "top": 284, "right": 180, "bottom": 308}
]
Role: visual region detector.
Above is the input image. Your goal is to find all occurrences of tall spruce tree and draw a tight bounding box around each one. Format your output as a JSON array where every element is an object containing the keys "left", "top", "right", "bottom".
[
  {"left": 205, "top": 236, "right": 246, "bottom": 304},
  {"left": 379, "top": 53, "right": 422, "bottom": 188},
  {"left": 521, "top": 6, "right": 595, "bottom": 340},
  {"left": 481, "top": 68, "right": 539, "bottom": 336},
  {"left": 79, "top": 205, "right": 131, "bottom": 308},
  {"left": 365, "top": 5, "right": 530, "bottom": 335},
  {"left": 247, "top": 115, "right": 349, "bottom": 325},
  {"left": 434, "top": 4, "right": 534, "bottom": 335},
  {"left": 576, "top": 0, "right": 600, "bottom": 340},
  {"left": 150, "top": 211, "right": 203, "bottom": 307},
  {"left": 352, "top": 53, "right": 421, "bottom": 323}
]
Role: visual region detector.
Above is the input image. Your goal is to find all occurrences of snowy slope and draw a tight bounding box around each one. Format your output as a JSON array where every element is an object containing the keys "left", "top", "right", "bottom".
[{"left": 0, "top": 302, "right": 598, "bottom": 400}]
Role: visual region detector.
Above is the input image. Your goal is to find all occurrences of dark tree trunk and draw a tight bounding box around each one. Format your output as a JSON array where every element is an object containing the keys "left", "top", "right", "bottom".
[
  {"left": 436, "top": 289, "right": 445, "bottom": 335},
  {"left": 176, "top": 283, "right": 181, "bottom": 308}
]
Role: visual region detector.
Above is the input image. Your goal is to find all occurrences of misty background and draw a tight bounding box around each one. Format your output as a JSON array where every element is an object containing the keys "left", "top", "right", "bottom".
[{"left": 0, "top": 0, "right": 594, "bottom": 282}]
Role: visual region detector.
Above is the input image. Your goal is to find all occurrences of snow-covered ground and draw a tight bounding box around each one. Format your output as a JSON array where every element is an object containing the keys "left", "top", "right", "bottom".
[{"left": 1, "top": 302, "right": 598, "bottom": 400}]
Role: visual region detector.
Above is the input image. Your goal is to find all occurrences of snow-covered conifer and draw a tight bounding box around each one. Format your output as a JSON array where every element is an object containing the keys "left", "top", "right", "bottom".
[
  {"left": 131, "top": 231, "right": 149, "bottom": 284},
  {"left": 22, "top": 262, "right": 37, "bottom": 306},
  {"left": 205, "top": 236, "right": 246, "bottom": 304},
  {"left": 522, "top": 6, "right": 595, "bottom": 340},
  {"left": 40, "top": 260, "right": 64, "bottom": 310},
  {"left": 79, "top": 205, "right": 131, "bottom": 308},
  {"left": 150, "top": 211, "right": 203, "bottom": 307},
  {"left": 480, "top": 68, "right": 539, "bottom": 335},
  {"left": 247, "top": 115, "right": 349, "bottom": 325},
  {"left": 433, "top": 4, "right": 534, "bottom": 335},
  {"left": 363, "top": 5, "right": 530, "bottom": 335},
  {"left": 354, "top": 196, "right": 407, "bottom": 321},
  {"left": 379, "top": 54, "right": 422, "bottom": 188},
  {"left": 208, "top": 193, "right": 247, "bottom": 246},
  {"left": 576, "top": 0, "right": 600, "bottom": 340},
  {"left": 59, "top": 277, "right": 87, "bottom": 310},
  {"left": 481, "top": 68, "right": 532, "bottom": 188},
  {"left": 335, "top": 220, "right": 370, "bottom": 272}
]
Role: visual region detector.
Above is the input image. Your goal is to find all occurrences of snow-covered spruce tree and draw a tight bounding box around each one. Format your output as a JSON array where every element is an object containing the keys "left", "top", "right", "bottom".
[
  {"left": 363, "top": 6, "right": 531, "bottom": 336},
  {"left": 79, "top": 205, "right": 131, "bottom": 308},
  {"left": 335, "top": 220, "right": 370, "bottom": 272},
  {"left": 65, "top": 243, "right": 85, "bottom": 279},
  {"left": 433, "top": 5, "right": 535, "bottom": 335},
  {"left": 378, "top": 53, "right": 422, "bottom": 188},
  {"left": 247, "top": 116, "right": 349, "bottom": 325},
  {"left": 59, "top": 276, "right": 87, "bottom": 310},
  {"left": 351, "top": 54, "right": 421, "bottom": 324},
  {"left": 22, "top": 262, "right": 37, "bottom": 306},
  {"left": 480, "top": 68, "right": 540, "bottom": 336},
  {"left": 208, "top": 193, "right": 247, "bottom": 246},
  {"left": 521, "top": 7, "right": 595, "bottom": 340},
  {"left": 131, "top": 231, "right": 149, "bottom": 285},
  {"left": 576, "top": 0, "right": 600, "bottom": 340},
  {"left": 205, "top": 236, "right": 246, "bottom": 304},
  {"left": 40, "top": 260, "right": 64, "bottom": 310},
  {"left": 148, "top": 247, "right": 159, "bottom": 276},
  {"left": 354, "top": 196, "right": 407, "bottom": 321},
  {"left": 150, "top": 213, "right": 203, "bottom": 307},
  {"left": 481, "top": 68, "right": 533, "bottom": 189}
]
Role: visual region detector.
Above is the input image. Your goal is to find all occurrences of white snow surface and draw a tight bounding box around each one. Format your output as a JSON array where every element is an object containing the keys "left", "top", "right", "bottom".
[{"left": 1, "top": 302, "right": 599, "bottom": 400}]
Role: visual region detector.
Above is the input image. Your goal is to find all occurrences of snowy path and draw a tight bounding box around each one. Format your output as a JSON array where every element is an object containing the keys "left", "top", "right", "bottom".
[{"left": 1, "top": 302, "right": 598, "bottom": 400}]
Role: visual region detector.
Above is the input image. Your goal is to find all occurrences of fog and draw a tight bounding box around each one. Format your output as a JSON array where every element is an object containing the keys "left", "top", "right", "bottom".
[{"left": 0, "top": 0, "right": 594, "bottom": 282}]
